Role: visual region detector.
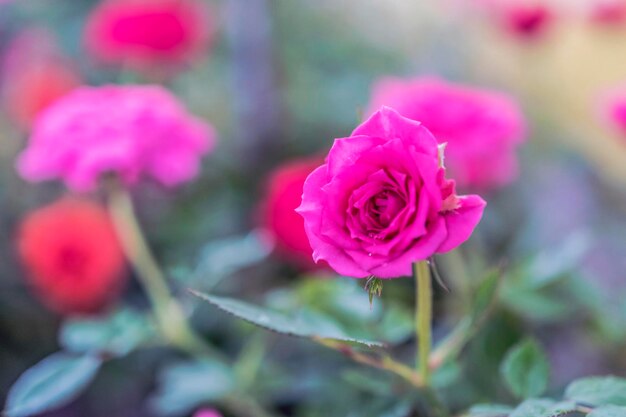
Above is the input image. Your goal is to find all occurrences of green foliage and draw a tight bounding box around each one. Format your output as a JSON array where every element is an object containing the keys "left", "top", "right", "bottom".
[
  {"left": 466, "top": 403, "right": 514, "bottom": 416},
  {"left": 149, "top": 359, "right": 235, "bottom": 416},
  {"left": 565, "top": 376, "right": 626, "bottom": 406},
  {"left": 60, "top": 308, "right": 156, "bottom": 356},
  {"left": 470, "top": 268, "right": 502, "bottom": 323},
  {"left": 500, "top": 338, "right": 550, "bottom": 399},
  {"left": 172, "top": 230, "right": 272, "bottom": 289},
  {"left": 588, "top": 405, "right": 626, "bottom": 416},
  {"left": 189, "top": 289, "right": 383, "bottom": 348},
  {"left": 465, "top": 376, "right": 626, "bottom": 417},
  {"left": 4, "top": 353, "right": 102, "bottom": 417},
  {"left": 501, "top": 233, "right": 592, "bottom": 323},
  {"left": 508, "top": 399, "right": 558, "bottom": 417}
]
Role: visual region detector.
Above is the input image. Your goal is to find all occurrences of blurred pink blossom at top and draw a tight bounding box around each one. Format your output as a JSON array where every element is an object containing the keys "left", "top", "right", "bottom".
[
  {"left": 17, "top": 85, "right": 215, "bottom": 191},
  {"left": 474, "top": 0, "right": 554, "bottom": 39},
  {"left": 366, "top": 77, "right": 527, "bottom": 190},
  {"left": 84, "top": 0, "right": 213, "bottom": 73}
]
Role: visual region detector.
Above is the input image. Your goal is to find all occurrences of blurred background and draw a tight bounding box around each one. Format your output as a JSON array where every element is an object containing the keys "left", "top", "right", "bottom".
[{"left": 1, "top": 0, "right": 626, "bottom": 416}]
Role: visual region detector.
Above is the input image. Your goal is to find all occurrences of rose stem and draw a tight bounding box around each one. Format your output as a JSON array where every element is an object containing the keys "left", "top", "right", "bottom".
[
  {"left": 413, "top": 260, "right": 433, "bottom": 384},
  {"left": 107, "top": 180, "right": 280, "bottom": 417},
  {"left": 107, "top": 181, "right": 215, "bottom": 357}
]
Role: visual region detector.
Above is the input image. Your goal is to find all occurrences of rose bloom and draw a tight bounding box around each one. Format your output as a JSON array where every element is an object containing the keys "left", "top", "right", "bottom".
[
  {"left": 84, "top": 0, "right": 212, "bottom": 72},
  {"left": 17, "top": 199, "right": 126, "bottom": 315},
  {"left": 260, "top": 157, "right": 324, "bottom": 270},
  {"left": 366, "top": 77, "right": 526, "bottom": 190},
  {"left": 17, "top": 85, "right": 215, "bottom": 191},
  {"left": 297, "top": 107, "right": 486, "bottom": 278},
  {"left": 1, "top": 30, "right": 80, "bottom": 129}
]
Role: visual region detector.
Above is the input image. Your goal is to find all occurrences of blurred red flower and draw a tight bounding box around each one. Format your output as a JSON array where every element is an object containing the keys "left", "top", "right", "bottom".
[
  {"left": 1, "top": 30, "right": 80, "bottom": 129},
  {"left": 17, "top": 199, "right": 127, "bottom": 315},
  {"left": 260, "top": 157, "right": 325, "bottom": 271},
  {"left": 84, "top": 0, "right": 212, "bottom": 73}
]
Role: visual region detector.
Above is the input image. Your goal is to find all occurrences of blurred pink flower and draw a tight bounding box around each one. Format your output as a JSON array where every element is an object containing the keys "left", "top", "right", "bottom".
[
  {"left": 84, "top": 0, "right": 212, "bottom": 73},
  {"left": 17, "top": 85, "right": 215, "bottom": 191},
  {"left": 502, "top": 4, "right": 553, "bottom": 38},
  {"left": 297, "top": 107, "right": 485, "bottom": 278},
  {"left": 366, "top": 76, "right": 527, "bottom": 190},
  {"left": 599, "top": 84, "right": 626, "bottom": 139},
  {"left": 1, "top": 30, "right": 81, "bottom": 129},
  {"left": 476, "top": 0, "right": 554, "bottom": 39},
  {"left": 193, "top": 410, "right": 222, "bottom": 417},
  {"left": 589, "top": 0, "right": 626, "bottom": 25}
]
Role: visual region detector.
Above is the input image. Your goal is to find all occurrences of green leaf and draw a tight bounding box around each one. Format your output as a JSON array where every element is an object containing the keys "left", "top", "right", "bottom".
[
  {"left": 4, "top": 353, "right": 102, "bottom": 417},
  {"left": 502, "top": 287, "right": 573, "bottom": 323},
  {"left": 588, "top": 405, "right": 626, "bottom": 416},
  {"left": 524, "top": 231, "right": 591, "bottom": 289},
  {"left": 149, "top": 359, "right": 235, "bottom": 416},
  {"left": 432, "top": 360, "right": 461, "bottom": 389},
  {"left": 500, "top": 339, "right": 550, "bottom": 399},
  {"left": 60, "top": 308, "right": 155, "bottom": 356},
  {"left": 510, "top": 399, "right": 555, "bottom": 417},
  {"left": 470, "top": 268, "right": 502, "bottom": 324},
  {"left": 189, "top": 290, "right": 383, "bottom": 348},
  {"left": 182, "top": 230, "right": 272, "bottom": 289},
  {"left": 466, "top": 404, "right": 514, "bottom": 417},
  {"left": 565, "top": 376, "right": 626, "bottom": 406}
]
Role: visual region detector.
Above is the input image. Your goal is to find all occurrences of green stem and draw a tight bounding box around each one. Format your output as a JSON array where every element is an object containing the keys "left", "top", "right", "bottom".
[
  {"left": 107, "top": 181, "right": 213, "bottom": 357},
  {"left": 414, "top": 261, "right": 433, "bottom": 385},
  {"left": 106, "top": 181, "right": 280, "bottom": 417},
  {"left": 314, "top": 337, "right": 424, "bottom": 388}
]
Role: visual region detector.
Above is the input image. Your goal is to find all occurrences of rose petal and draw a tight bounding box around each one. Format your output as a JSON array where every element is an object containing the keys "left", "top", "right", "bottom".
[
  {"left": 352, "top": 106, "right": 439, "bottom": 158},
  {"left": 437, "top": 194, "right": 487, "bottom": 253}
]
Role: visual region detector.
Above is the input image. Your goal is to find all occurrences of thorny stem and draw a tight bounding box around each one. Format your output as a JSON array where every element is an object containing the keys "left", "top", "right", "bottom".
[
  {"left": 107, "top": 182, "right": 212, "bottom": 356},
  {"left": 316, "top": 338, "right": 449, "bottom": 416},
  {"left": 313, "top": 338, "right": 424, "bottom": 388},
  {"left": 106, "top": 181, "right": 279, "bottom": 417},
  {"left": 414, "top": 260, "right": 433, "bottom": 384}
]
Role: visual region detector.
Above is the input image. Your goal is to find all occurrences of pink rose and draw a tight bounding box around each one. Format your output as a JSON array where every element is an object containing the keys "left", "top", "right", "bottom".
[
  {"left": 598, "top": 84, "right": 626, "bottom": 139},
  {"left": 366, "top": 77, "right": 526, "bottom": 190},
  {"left": 17, "top": 85, "right": 215, "bottom": 191},
  {"left": 84, "top": 0, "right": 212, "bottom": 74},
  {"left": 297, "top": 107, "right": 486, "bottom": 279}
]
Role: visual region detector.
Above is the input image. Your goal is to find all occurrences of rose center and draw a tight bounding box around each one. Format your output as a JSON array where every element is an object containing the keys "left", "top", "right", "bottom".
[
  {"left": 367, "top": 190, "right": 404, "bottom": 228},
  {"left": 57, "top": 246, "right": 89, "bottom": 277}
]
